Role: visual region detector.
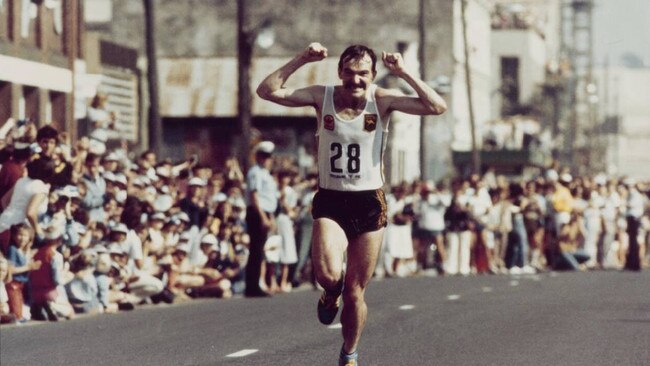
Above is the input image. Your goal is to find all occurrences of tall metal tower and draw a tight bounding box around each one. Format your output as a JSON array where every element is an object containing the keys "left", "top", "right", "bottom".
[{"left": 559, "top": 0, "right": 595, "bottom": 174}]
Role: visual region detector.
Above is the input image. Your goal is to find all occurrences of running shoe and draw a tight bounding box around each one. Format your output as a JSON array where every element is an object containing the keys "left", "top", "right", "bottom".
[
  {"left": 339, "top": 348, "right": 358, "bottom": 366},
  {"left": 317, "top": 290, "right": 342, "bottom": 325}
]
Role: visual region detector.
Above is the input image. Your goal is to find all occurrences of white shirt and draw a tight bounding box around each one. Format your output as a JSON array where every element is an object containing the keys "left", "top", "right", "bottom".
[
  {"left": 418, "top": 192, "right": 451, "bottom": 231},
  {"left": 317, "top": 85, "right": 389, "bottom": 191},
  {"left": 120, "top": 230, "right": 144, "bottom": 274},
  {"left": 0, "top": 177, "right": 50, "bottom": 232},
  {"left": 246, "top": 165, "right": 278, "bottom": 213}
]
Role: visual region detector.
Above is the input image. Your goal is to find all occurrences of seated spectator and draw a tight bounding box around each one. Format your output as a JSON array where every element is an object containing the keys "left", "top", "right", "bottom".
[
  {"left": 167, "top": 243, "right": 231, "bottom": 299},
  {"left": 29, "top": 231, "right": 74, "bottom": 321},
  {"left": 107, "top": 226, "right": 164, "bottom": 303},
  {"left": 94, "top": 251, "right": 137, "bottom": 313},
  {"left": 66, "top": 250, "right": 103, "bottom": 314},
  {"left": 210, "top": 224, "right": 245, "bottom": 294},
  {"left": 553, "top": 213, "right": 590, "bottom": 271}
]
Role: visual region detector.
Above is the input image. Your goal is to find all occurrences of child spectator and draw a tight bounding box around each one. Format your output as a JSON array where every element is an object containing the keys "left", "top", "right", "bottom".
[
  {"left": 5, "top": 224, "right": 41, "bottom": 321},
  {"left": 66, "top": 250, "right": 102, "bottom": 314},
  {"left": 29, "top": 231, "right": 74, "bottom": 321}
]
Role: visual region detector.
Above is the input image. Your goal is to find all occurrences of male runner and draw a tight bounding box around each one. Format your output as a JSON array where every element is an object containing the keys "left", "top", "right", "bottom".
[{"left": 257, "top": 43, "right": 447, "bottom": 366}]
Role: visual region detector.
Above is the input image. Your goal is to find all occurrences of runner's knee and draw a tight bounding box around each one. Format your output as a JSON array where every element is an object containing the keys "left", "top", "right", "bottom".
[
  {"left": 316, "top": 271, "right": 342, "bottom": 291},
  {"left": 342, "top": 285, "right": 365, "bottom": 304}
]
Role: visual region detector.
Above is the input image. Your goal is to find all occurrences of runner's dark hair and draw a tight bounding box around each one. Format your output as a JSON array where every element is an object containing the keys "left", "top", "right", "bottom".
[{"left": 338, "top": 45, "right": 377, "bottom": 75}]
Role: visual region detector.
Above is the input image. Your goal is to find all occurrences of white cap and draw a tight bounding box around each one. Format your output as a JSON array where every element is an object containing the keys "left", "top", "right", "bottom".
[
  {"left": 175, "top": 212, "right": 191, "bottom": 223},
  {"left": 110, "top": 223, "right": 129, "bottom": 234},
  {"left": 104, "top": 152, "right": 120, "bottom": 162},
  {"left": 132, "top": 177, "right": 148, "bottom": 187},
  {"left": 113, "top": 173, "right": 128, "bottom": 186},
  {"left": 594, "top": 173, "right": 607, "bottom": 186},
  {"left": 107, "top": 243, "right": 125, "bottom": 255},
  {"left": 103, "top": 171, "right": 116, "bottom": 182},
  {"left": 254, "top": 141, "right": 275, "bottom": 154},
  {"left": 200, "top": 234, "right": 218, "bottom": 246},
  {"left": 149, "top": 212, "right": 166, "bottom": 221},
  {"left": 560, "top": 173, "right": 573, "bottom": 183},
  {"left": 175, "top": 244, "right": 191, "bottom": 253},
  {"left": 188, "top": 177, "right": 206, "bottom": 187},
  {"left": 545, "top": 169, "right": 559, "bottom": 182},
  {"left": 179, "top": 231, "right": 193, "bottom": 242},
  {"left": 624, "top": 177, "right": 637, "bottom": 186}
]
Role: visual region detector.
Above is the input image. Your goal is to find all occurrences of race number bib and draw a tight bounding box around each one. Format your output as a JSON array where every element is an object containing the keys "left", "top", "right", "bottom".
[{"left": 329, "top": 142, "right": 361, "bottom": 178}]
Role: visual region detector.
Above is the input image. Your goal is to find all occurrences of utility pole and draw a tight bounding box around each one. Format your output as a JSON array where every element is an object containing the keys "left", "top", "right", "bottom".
[
  {"left": 418, "top": 0, "right": 428, "bottom": 180},
  {"left": 461, "top": 0, "right": 480, "bottom": 174},
  {"left": 144, "top": 0, "right": 162, "bottom": 156},
  {"left": 237, "top": 0, "right": 254, "bottom": 172}
]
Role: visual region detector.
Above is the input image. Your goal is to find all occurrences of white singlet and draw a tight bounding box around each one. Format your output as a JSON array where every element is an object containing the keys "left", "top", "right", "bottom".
[{"left": 316, "top": 84, "right": 389, "bottom": 191}]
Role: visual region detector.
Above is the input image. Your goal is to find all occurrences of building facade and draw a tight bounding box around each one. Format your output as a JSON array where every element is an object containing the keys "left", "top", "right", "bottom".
[
  {"left": 0, "top": 0, "right": 82, "bottom": 136},
  {"left": 92, "top": 0, "right": 494, "bottom": 183}
]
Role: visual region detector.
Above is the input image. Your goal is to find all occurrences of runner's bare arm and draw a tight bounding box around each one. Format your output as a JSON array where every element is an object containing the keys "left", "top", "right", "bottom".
[
  {"left": 257, "top": 43, "right": 328, "bottom": 107},
  {"left": 378, "top": 51, "right": 447, "bottom": 116}
]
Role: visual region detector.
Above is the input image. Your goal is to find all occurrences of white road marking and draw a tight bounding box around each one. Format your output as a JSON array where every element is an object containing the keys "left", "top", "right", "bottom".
[
  {"left": 226, "top": 349, "right": 258, "bottom": 358},
  {"left": 482, "top": 287, "right": 493, "bottom": 293},
  {"left": 510, "top": 280, "right": 519, "bottom": 286},
  {"left": 399, "top": 305, "right": 415, "bottom": 310},
  {"left": 328, "top": 323, "right": 342, "bottom": 329},
  {"left": 447, "top": 294, "right": 461, "bottom": 301}
]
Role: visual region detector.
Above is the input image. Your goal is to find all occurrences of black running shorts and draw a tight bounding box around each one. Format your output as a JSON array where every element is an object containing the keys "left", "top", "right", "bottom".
[{"left": 311, "top": 187, "right": 388, "bottom": 239}]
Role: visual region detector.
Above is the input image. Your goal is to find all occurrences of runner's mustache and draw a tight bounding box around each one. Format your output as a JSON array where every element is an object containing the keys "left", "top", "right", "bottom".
[{"left": 344, "top": 82, "right": 366, "bottom": 89}]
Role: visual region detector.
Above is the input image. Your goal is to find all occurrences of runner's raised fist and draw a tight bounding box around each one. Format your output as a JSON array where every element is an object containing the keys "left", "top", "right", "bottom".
[
  {"left": 302, "top": 42, "right": 328, "bottom": 62},
  {"left": 382, "top": 51, "right": 406, "bottom": 75}
]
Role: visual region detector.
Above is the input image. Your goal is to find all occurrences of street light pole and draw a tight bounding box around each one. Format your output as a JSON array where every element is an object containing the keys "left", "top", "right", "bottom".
[
  {"left": 144, "top": 0, "right": 162, "bottom": 156},
  {"left": 237, "top": 0, "right": 254, "bottom": 172},
  {"left": 461, "top": 0, "right": 480, "bottom": 175},
  {"left": 418, "top": 0, "right": 428, "bottom": 180}
]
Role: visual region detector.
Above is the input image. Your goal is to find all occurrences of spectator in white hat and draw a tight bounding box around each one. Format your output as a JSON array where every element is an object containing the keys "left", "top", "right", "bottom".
[
  {"left": 145, "top": 212, "right": 167, "bottom": 260},
  {"left": 178, "top": 177, "right": 209, "bottom": 228},
  {"left": 244, "top": 140, "right": 278, "bottom": 297}
]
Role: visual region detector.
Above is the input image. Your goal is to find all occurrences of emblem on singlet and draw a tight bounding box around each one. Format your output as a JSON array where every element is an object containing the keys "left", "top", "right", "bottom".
[
  {"left": 364, "top": 114, "right": 378, "bottom": 132},
  {"left": 324, "top": 115, "right": 335, "bottom": 131}
]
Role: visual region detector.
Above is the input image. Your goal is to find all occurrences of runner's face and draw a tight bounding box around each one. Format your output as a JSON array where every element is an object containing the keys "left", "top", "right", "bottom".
[{"left": 339, "top": 55, "right": 375, "bottom": 97}]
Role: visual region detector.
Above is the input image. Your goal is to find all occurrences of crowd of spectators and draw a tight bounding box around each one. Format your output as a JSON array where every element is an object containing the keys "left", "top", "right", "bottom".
[
  {"left": 0, "top": 115, "right": 648, "bottom": 325},
  {"left": 381, "top": 170, "right": 649, "bottom": 278}
]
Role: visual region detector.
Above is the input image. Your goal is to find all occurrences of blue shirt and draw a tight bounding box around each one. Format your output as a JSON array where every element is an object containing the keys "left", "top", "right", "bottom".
[
  {"left": 246, "top": 164, "right": 278, "bottom": 213},
  {"left": 82, "top": 174, "right": 107, "bottom": 222},
  {"left": 7, "top": 246, "right": 29, "bottom": 283}
]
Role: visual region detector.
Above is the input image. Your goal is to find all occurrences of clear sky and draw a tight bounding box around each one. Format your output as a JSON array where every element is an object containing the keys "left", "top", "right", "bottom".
[{"left": 593, "top": 0, "right": 650, "bottom": 67}]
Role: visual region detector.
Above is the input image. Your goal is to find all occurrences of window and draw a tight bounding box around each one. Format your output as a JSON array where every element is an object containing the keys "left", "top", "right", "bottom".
[{"left": 501, "top": 57, "right": 519, "bottom": 116}]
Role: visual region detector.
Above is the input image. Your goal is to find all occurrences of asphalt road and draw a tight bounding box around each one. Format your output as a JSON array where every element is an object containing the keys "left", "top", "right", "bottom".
[{"left": 1, "top": 271, "right": 649, "bottom": 366}]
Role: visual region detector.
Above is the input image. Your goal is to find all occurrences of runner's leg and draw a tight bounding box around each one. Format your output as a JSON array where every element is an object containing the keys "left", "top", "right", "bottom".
[
  {"left": 312, "top": 218, "right": 347, "bottom": 292},
  {"left": 341, "top": 228, "right": 384, "bottom": 354}
]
